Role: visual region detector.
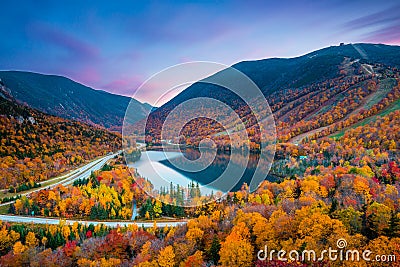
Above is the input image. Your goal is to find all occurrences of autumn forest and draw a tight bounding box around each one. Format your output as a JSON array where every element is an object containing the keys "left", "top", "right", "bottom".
[{"left": 0, "top": 43, "right": 400, "bottom": 267}]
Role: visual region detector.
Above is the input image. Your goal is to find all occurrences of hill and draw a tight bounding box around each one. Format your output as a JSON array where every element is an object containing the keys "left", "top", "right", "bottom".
[
  {"left": 0, "top": 95, "right": 121, "bottom": 189},
  {"left": 136, "top": 43, "right": 400, "bottom": 147},
  {"left": 0, "top": 71, "right": 151, "bottom": 130}
]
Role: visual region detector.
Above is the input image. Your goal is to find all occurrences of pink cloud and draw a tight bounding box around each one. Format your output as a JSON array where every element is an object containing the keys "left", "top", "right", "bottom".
[
  {"left": 101, "top": 75, "right": 144, "bottom": 97},
  {"left": 76, "top": 67, "right": 101, "bottom": 84},
  {"left": 31, "top": 23, "right": 100, "bottom": 62}
]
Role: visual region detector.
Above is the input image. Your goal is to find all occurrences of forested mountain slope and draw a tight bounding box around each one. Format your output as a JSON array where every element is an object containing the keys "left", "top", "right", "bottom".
[
  {"left": 0, "top": 96, "right": 121, "bottom": 188},
  {"left": 0, "top": 71, "right": 151, "bottom": 130},
  {"left": 137, "top": 43, "right": 400, "bottom": 148}
]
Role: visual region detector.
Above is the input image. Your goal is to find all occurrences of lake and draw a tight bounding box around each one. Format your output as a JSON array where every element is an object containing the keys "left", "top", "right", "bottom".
[{"left": 129, "top": 148, "right": 277, "bottom": 195}]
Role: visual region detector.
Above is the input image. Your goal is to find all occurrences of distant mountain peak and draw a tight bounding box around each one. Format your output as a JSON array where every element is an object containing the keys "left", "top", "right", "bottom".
[
  {"left": 0, "top": 71, "right": 152, "bottom": 130},
  {"left": 138, "top": 43, "right": 400, "bottom": 146}
]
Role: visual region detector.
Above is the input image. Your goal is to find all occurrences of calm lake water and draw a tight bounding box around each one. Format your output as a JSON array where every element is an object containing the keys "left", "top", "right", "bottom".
[{"left": 129, "top": 148, "right": 277, "bottom": 195}]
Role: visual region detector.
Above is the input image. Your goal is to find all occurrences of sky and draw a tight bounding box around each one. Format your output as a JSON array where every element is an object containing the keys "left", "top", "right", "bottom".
[{"left": 1, "top": 0, "right": 400, "bottom": 105}]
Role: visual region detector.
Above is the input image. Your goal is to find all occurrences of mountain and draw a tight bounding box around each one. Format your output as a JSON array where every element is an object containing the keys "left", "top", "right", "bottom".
[
  {"left": 0, "top": 71, "right": 151, "bottom": 130},
  {"left": 138, "top": 43, "right": 400, "bottom": 146},
  {"left": 0, "top": 94, "right": 121, "bottom": 188},
  {"left": 160, "top": 43, "right": 400, "bottom": 109}
]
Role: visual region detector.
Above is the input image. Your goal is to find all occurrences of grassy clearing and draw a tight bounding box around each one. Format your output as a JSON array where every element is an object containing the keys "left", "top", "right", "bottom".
[
  {"left": 330, "top": 98, "right": 400, "bottom": 139},
  {"left": 0, "top": 179, "right": 65, "bottom": 199},
  {"left": 363, "top": 78, "right": 396, "bottom": 110},
  {"left": 0, "top": 204, "right": 10, "bottom": 214}
]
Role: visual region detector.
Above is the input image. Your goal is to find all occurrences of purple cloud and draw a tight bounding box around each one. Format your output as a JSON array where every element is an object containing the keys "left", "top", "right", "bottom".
[
  {"left": 29, "top": 23, "right": 100, "bottom": 62},
  {"left": 2, "top": 0, "right": 400, "bottom": 104},
  {"left": 343, "top": 4, "right": 400, "bottom": 43},
  {"left": 73, "top": 67, "right": 101, "bottom": 85},
  {"left": 365, "top": 24, "right": 400, "bottom": 43},
  {"left": 102, "top": 75, "right": 144, "bottom": 97},
  {"left": 344, "top": 5, "right": 400, "bottom": 30}
]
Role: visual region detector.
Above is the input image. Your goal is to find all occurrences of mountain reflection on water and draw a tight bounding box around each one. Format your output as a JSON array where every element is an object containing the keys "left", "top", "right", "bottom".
[{"left": 140, "top": 147, "right": 277, "bottom": 193}]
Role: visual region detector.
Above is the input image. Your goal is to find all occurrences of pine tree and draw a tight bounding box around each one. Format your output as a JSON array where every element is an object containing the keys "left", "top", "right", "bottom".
[
  {"left": 329, "top": 198, "right": 338, "bottom": 215},
  {"left": 170, "top": 182, "right": 174, "bottom": 198},
  {"left": 384, "top": 211, "right": 400, "bottom": 237},
  {"left": 361, "top": 203, "right": 378, "bottom": 239},
  {"left": 195, "top": 182, "right": 201, "bottom": 197},
  {"left": 207, "top": 235, "right": 221, "bottom": 264}
]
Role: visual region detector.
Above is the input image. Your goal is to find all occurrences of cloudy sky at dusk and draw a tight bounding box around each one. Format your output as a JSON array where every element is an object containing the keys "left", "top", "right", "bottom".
[{"left": 1, "top": 0, "right": 400, "bottom": 105}]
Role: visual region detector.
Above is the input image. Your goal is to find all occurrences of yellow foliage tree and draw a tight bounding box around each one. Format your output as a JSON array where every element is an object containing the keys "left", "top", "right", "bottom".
[
  {"left": 219, "top": 222, "right": 254, "bottom": 267},
  {"left": 62, "top": 225, "right": 71, "bottom": 241},
  {"left": 0, "top": 226, "right": 20, "bottom": 254},
  {"left": 25, "top": 231, "right": 38, "bottom": 248},
  {"left": 185, "top": 227, "right": 204, "bottom": 242},
  {"left": 13, "top": 241, "right": 27, "bottom": 254},
  {"left": 158, "top": 245, "right": 175, "bottom": 267}
]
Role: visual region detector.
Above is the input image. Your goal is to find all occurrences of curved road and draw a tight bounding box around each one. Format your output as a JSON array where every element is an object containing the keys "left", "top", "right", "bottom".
[
  {"left": 0, "top": 148, "right": 188, "bottom": 228},
  {"left": 0, "top": 147, "right": 187, "bottom": 228},
  {"left": 0, "top": 152, "right": 121, "bottom": 207}
]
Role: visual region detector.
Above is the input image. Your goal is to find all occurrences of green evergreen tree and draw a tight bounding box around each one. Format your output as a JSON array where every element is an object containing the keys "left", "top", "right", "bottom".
[
  {"left": 384, "top": 211, "right": 400, "bottom": 237},
  {"left": 207, "top": 235, "right": 221, "bottom": 264}
]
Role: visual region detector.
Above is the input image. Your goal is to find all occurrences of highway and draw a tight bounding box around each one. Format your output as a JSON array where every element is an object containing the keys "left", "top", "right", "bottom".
[
  {"left": 0, "top": 151, "right": 121, "bottom": 207},
  {"left": 0, "top": 147, "right": 189, "bottom": 228},
  {"left": 60, "top": 152, "right": 121, "bottom": 186},
  {"left": 0, "top": 214, "right": 187, "bottom": 228}
]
